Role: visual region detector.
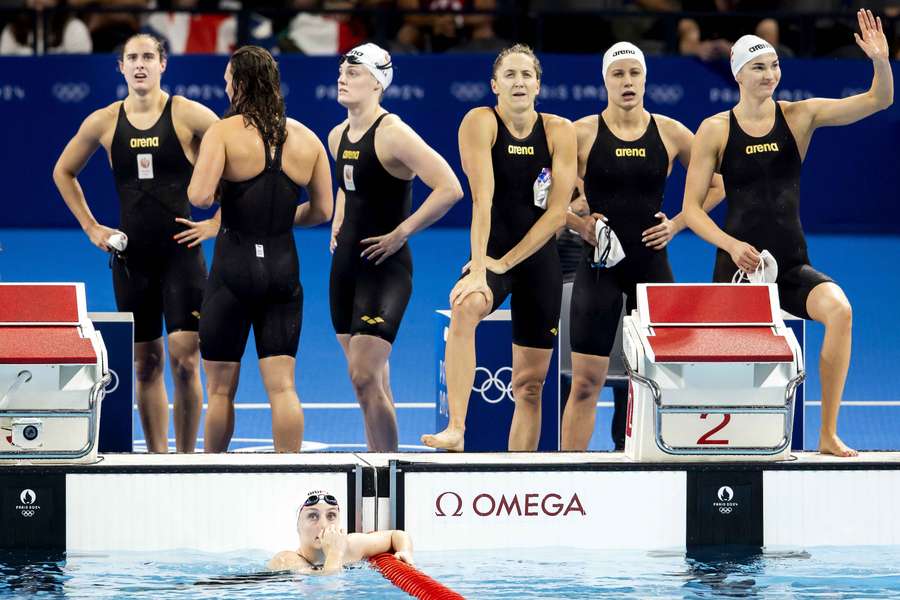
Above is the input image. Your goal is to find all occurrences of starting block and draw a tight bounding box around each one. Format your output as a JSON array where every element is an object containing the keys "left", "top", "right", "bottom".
[
  {"left": 623, "top": 283, "right": 804, "bottom": 462},
  {"left": 0, "top": 283, "right": 110, "bottom": 462}
]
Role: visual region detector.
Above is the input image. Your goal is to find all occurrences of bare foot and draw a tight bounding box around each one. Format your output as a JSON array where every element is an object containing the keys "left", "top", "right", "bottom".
[
  {"left": 818, "top": 433, "right": 858, "bottom": 457},
  {"left": 421, "top": 428, "right": 465, "bottom": 452}
]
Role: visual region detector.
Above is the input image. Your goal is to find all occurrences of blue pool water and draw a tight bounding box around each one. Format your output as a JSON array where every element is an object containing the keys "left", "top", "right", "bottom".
[{"left": 3, "top": 547, "right": 900, "bottom": 599}]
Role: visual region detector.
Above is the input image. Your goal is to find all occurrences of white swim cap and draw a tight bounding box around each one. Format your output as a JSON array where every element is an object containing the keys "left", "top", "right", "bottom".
[
  {"left": 602, "top": 42, "right": 646, "bottom": 80},
  {"left": 342, "top": 43, "right": 393, "bottom": 91},
  {"left": 730, "top": 35, "right": 777, "bottom": 78}
]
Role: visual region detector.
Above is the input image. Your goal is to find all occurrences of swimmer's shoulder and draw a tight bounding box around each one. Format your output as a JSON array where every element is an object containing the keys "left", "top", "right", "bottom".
[
  {"left": 78, "top": 101, "right": 121, "bottom": 140},
  {"left": 327, "top": 119, "right": 349, "bottom": 158},
  {"left": 651, "top": 112, "right": 688, "bottom": 134},
  {"left": 459, "top": 107, "right": 498, "bottom": 146},
  {"left": 286, "top": 117, "right": 322, "bottom": 144},
  {"left": 695, "top": 111, "right": 730, "bottom": 146},
  {"left": 267, "top": 550, "right": 312, "bottom": 572},
  {"left": 286, "top": 118, "right": 327, "bottom": 159},
  {"left": 461, "top": 106, "right": 498, "bottom": 131},
  {"left": 541, "top": 113, "right": 576, "bottom": 151},
  {"left": 373, "top": 113, "right": 425, "bottom": 155},
  {"left": 170, "top": 94, "right": 218, "bottom": 132},
  {"left": 373, "top": 112, "right": 411, "bottom": 138},
  {"left": 652, "top": 113, "right": 695, "bottom": 148},
  {"left": 573, "top": 114, "right": 599, "bottom": 146}
]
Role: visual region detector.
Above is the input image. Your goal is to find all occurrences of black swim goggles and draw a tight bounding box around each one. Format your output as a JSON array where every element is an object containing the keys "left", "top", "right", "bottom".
[
  {"left": 591, "top": 225, "right": 612, "bottom": 268},
  {"left": 302, "top": 493, "right": 339, "bottom": 508},
  {"left": 339, "top": 53, "right": 393, "bottom": 71}
]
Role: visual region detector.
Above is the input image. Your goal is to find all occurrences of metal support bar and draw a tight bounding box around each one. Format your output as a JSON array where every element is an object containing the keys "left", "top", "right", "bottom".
[{"left": 624, "top": 351, "right": 807, "bottom": 456}]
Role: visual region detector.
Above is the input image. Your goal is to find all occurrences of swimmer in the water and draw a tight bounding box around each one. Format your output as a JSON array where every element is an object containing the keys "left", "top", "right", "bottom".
[{"left": 267, "top": 490, "right": 414, "bottom": 574}]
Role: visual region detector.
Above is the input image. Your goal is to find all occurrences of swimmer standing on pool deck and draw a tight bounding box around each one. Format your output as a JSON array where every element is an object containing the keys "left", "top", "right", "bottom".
[
  {"left": 328, "top": 43, "right": 463, "bottom": 452},
  {"left": 682, "top": 9, "right": 893, "bottom": 457},
  {"left": 561, "top": 41, "right": 725, "bottom": 451},
  {"left": 53, "top": 33, "right": 219, "bottom": 453},
  {"left": 189, "top": 46, "right": 333, "bottom": 452},
  {"left": 422, "top": 44, "right": 577, "bottom": 452}
]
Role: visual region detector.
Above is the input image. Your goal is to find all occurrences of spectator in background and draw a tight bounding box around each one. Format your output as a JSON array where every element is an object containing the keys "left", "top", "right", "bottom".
[
  {"left": 146, "top": 0, "right": 236, "bottom": 54},
  {"left": 394, "top": 0, "right": 504, "bottom": 53},
  {"left": 279, "top": 0, "right": 367, "bottom": 55},
  {"left": 0, "top": 0, "right": 92, "bottom": 54},
  {"left": 679, "top": 0, "right": 794, "bottom": 60},
  {"left": 69, "top": 0, "right": 148, "bottom": 53}
]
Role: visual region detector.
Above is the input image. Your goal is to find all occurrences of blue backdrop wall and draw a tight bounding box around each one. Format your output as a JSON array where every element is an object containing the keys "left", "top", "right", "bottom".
[{"left": 1, "top": 54, "right": 897, "bottom": 231}]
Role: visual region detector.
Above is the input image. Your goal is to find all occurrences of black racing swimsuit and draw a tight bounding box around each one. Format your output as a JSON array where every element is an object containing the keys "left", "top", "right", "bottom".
[
  {"left": 109, "top": 95, "right": 206, "bottom": 342},
  {"left": 329, "top": 113, "right": 413, "bottom": 344},
  {"left": 571, "top": 114, "right": 674, "bottom": 357},
  {"left": 713, "top": 102, "right": 832, "bottom": 319},
  {"left": 478, "top": 109, "right": 561, "bottom": 349},
  {"left": 200, "top": 139, "right": 303, "bottom": 361}
]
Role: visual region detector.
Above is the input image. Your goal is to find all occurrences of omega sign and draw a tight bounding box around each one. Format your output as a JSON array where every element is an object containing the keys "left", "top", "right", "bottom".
[{"left": 435, "top": 491, "right": 586, "bottom": 518}]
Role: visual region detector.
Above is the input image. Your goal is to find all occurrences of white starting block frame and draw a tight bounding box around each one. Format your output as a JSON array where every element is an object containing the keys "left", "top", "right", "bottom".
[
  {"left": 623, "top": 283, "right": 805, "bottom": 461},
  {"left": 0, "top": 283, "right": 110, "bottom": 462}
]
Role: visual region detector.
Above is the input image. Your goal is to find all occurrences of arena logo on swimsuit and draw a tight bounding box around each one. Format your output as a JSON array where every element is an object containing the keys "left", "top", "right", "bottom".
[
  {"left": 342, "top": 149, "right": 360, "bottom": 160},
  {"left": 129, "top": 136, "right": 159, "bottom": 149},
  {"left": 507, "top": 145, "right": 535, "bottom": 155},
  {"left": 616, "top": 148, "right": 646, "bottom": 158},
  {"left": 745, "top": 142, "right": 779, "bottom": 155}
]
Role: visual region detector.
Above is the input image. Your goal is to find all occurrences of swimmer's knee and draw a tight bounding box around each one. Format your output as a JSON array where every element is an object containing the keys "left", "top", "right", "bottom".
[
  {"left": 512, "top": 377, "right": 544, "bottom": 403},
  {"left": 452, "top": 294, "right": 490, "bottom": 324}
]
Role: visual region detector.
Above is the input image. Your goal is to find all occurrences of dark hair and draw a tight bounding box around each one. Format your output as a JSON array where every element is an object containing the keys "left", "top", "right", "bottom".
[
  {"left": 118, "top": 33, "right": 167, "bottom": 63},
  {"left": 492, "top": 43, "right": 542, "bottom": 81},
  {"left": 226, "top": 45, "right": 287, "bottom": 148}
]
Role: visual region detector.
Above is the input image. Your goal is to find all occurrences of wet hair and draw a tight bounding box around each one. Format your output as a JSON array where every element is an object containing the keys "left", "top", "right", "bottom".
[
  {"left": 226, "top": 45, "right": 287, "bottom": 148},
  {"left": 492, "top": 43, "right": 542, "bottom": 81},
  {"left": 118, "top": 33, "right": 167, "bottom": 63}
]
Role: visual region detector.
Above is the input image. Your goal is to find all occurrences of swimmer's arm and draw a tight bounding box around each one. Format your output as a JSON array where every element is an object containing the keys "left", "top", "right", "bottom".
[
  {"left": 497, "top": 117, "right": 575, "bottom": 272},
  {"left": 174, "top": 96, "right": 219, "bottom": 138},
  {"left": 187, "top": 122, "right": 225, "bottom": 209},
  {"left": 327, "top": 122, "right": 345, "bottom": 161},
  {"left": 566, "top": 118, "right": 594, "bottom": 232},
  {"left": 346, "top": 530, "right": 414, "bottom": 564},
  {"left": 388, "top": 124, "right": 463, "bottom": 238},
  {"left": 294, "top": 135, "right": 334, "bottom": 227},
  {"left": 682, "top": 118, "right": 738, "bottom": 252},
  {"left": 327, "top": 124, "right": 346, "bottom": 244},
  {"left": 798, "top": 11, "right": 893, "bottom": 129},
  {"left": 331, "top": 189, "right": 346, "bottom": 241},
  {"left": 667, "top": 118, "right": 726, "bottom": 232},
  {"left": 53, "top": 108, "right": 113, "bottom": 245},
  {"left": 458, "top": 108, "right": 496, "bottom": 274}
]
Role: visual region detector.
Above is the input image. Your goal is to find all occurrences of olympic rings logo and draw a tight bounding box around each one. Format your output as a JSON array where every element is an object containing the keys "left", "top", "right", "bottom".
[
  {"left": 718, "top": 507, "right": 732, "bottom": 515},
  {"left": 105, "top": 369, "right": 119, "bottom": 394},
  {"left": 52, "top": 82, "right": 90, "bottom": 103},
  {"left": 645, "top": 84, "right": 683, "bottom": 105},
  {"left": 20, "top": 509, "right": 35, "bottom": 518},
  {"left": 450, "top": 82, "right": 489, "bottom": 102},
  {"left": 472, "top": 366, "right": 513, "bottom": 404}
]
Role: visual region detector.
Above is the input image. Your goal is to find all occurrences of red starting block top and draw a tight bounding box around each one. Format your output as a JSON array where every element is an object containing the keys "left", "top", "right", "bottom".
[
  {"left": 645, "top": 285, "right": 776, "bottom": 324},
  {"left": 647, "top": 327, "right": 793, "bottom": 362},
  {"left": 0, "top": 327, "right": 97, "bottom": 364},
  {"left": 0, "top": 284, "right": 80, "bottom": 323}
]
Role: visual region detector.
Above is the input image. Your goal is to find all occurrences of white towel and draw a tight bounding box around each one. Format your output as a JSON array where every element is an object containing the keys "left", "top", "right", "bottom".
[{"left": 593, "top": 219, "right": 626, "bottom": 268}]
